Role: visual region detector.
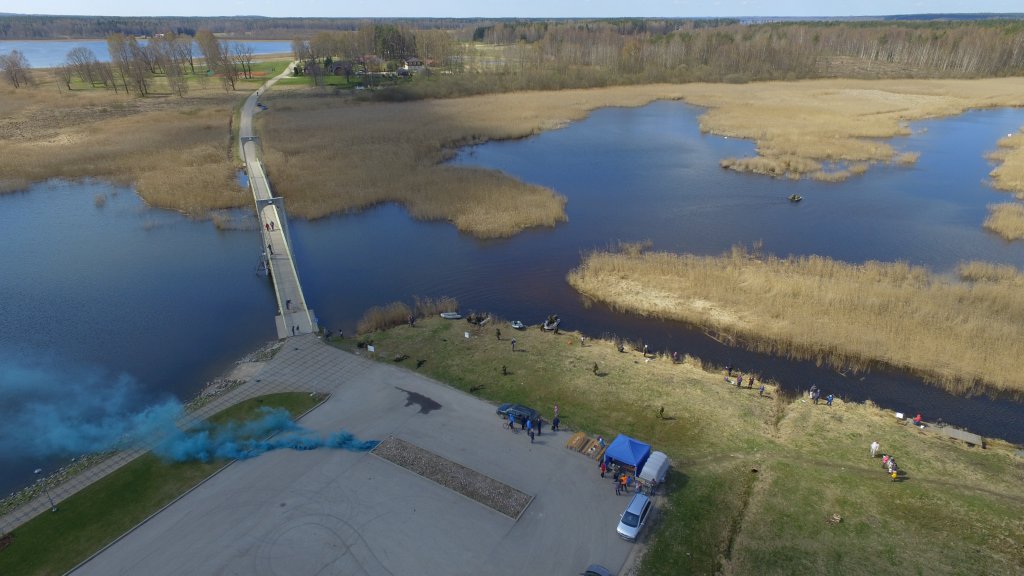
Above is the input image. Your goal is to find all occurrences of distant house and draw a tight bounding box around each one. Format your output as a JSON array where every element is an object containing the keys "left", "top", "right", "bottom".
[{"left": 401, "top": 57, "right": 426, "bottom": 75}]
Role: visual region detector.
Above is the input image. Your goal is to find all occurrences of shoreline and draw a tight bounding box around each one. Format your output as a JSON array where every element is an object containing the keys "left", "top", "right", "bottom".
[
  {"left": 355, "top": 317, "right": 1024, "bottom": 573},
  {"left": 0, "top": 338, "right": 284, "bottom": 518}
]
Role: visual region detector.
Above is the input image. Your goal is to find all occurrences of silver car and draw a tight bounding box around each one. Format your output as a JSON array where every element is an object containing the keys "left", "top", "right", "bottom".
[{"left": 616, "top": 493, "right": 652, "bottom": 541}]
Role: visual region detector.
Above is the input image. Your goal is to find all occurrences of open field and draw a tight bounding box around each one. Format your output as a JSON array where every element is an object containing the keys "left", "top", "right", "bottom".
[
  {"left": 348, "top": 318, "right": 1024, "bottom": 575},
  {"left": 256, "top": 77, "right": 1024, "bottom": 237},
  {"left": 0, "top": 393, "right": 321, "bottom": 576},
  {"left": 567, "top": 247, "right": 1024, "bottom": 396}
]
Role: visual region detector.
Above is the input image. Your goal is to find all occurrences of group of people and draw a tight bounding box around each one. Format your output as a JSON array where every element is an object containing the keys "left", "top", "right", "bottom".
[
  {"left": 507, "top": 411, "right": 561, "bottom": 443},
  {"left": 808, "top": 385, "right": 834, "bottom": 406},
  {"left": 725, "top": 369, "right": 767, "bottom": 397},
  {"left": 870, "top": 440, "right": 901, "bottom": 481},
  {"left": 507, "top": 412, "right": 544, "bottom": 442}
]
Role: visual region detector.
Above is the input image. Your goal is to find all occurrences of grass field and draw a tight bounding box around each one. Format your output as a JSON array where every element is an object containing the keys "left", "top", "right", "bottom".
[
  {"left": 346, "top": 317, "right": 1024, "bottom": 575},
  {"left": 567, "top": 247, "right": 1024, "bottom": 396},
  {"left": 0, "top": 392, "right": 322, "bottom": 576}
]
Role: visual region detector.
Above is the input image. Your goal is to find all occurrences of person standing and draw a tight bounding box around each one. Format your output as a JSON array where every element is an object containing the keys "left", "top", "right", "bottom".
[
  {"left": 615, "top": 477, "right": 621, "bottom": 495},
  {"left": 736, "top": 374, "right": 743, "bottom": 388},
  {"left": 535, "top": 416, "right": 542, "bottom": 436},
  {"left": 508, "top": 412, "right": 515, "bottom": 431},
  {"left": 270, "top": 221, "right": 275, "bottom": 230},
  {"left": 529, "top": 428, "right": 535, "bottom": 443},
  {"left": 286, "top": 299, "right": 291, "bottom": 310},
  {"left": 600, "top": 460, "right": 607, "bottom": 478},
  {"left": 759, "top": 384, "right": 765, "bottom": 397},
  {"left": 265, "top": 222, "right": 270, "bottom": 231},
  {"left": 826, "top": 394, "right": 834, "bottom": 407},
  {"left": 511, "top": 338, "right": 517, "bottom": 352},
  {"left": 496, "top": 328, "right": 501, "bottom": 340},
  {"left": 552, "top": 415, "right": 560, "bottom": 432},
  {"left": 870, "top": 440, "right": 880, "bottom": 458},
  {"left": 267, "top": 243, "right": 273, "bottom": 255}
]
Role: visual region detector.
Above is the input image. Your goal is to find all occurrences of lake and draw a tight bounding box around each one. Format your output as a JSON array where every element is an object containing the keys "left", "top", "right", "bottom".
[
  {"left": 2, "top": 101, "right": 1023, "bottom": 496},
  {"left": 0, "top": 39, "right": 293, "bottom": 68}
]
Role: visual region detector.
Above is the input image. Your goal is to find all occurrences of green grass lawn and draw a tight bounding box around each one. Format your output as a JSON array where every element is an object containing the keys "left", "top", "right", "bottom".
[
  {"left": 340, "top": 318, "right": 1024, "bottom": 575},
  {"left": 0, "top": 392, "right": 322, "bottom": 576}
]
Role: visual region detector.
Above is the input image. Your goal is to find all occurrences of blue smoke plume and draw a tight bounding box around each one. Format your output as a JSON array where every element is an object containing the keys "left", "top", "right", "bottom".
[
  {"left": 0, "top": 354, "right": 377, "bottom": 466},
  {"left": 153, "top": 407, "right": 379, "bottom": 463},
  {"left": 0, "top": 353, "right": 183, "bottom": 458}
]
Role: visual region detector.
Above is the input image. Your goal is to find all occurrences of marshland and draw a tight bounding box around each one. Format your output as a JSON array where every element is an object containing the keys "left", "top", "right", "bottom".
[{"left": 4, "top": 15, "right": 1024, "bottom": 575}]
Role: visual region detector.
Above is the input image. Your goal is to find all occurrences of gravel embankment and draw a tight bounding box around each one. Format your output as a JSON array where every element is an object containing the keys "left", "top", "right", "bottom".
[{"left": 372, "top": 436, "right": 532, "bottom": 519}]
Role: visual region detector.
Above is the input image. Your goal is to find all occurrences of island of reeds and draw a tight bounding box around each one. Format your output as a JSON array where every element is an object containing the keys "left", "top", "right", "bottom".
[{"left": 567, "top": 245, "right": 1024, "bottom": 396}]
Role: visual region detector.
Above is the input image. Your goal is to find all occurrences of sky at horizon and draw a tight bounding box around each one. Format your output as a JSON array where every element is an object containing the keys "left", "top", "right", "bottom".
[{"left": 1, "top": 1, "right": 1020, "bottom": 19}]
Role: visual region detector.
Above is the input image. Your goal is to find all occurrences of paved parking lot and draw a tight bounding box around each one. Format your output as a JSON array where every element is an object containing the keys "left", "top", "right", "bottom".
[{"left": 73, "top": 340, "right": 636, "bottom": 575}]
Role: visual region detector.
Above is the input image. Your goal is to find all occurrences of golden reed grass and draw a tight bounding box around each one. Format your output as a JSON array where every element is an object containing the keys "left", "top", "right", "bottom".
[
  {"left": 256, "top": 78, "right": 1024, "bottom": 237},
  {"left": 988, "top": 129, "right": 1024, "bottom": 201},
  {"left": 567, "top": 246, "right": 1024, "bottom": 395},
  {"left": 356, "top": 296, "right": 459, "bottom": 333},
  {"left": 983, "top": 202, "right": 1024, "bottom": 241},
  {"left": 0, "top": 84, "right": 246, "bottom": 215},
  {"left": 7, "top": 76, "right": 1024, "bottom": 232}
]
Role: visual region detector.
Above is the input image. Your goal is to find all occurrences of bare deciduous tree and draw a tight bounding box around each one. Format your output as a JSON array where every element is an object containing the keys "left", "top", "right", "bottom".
[
  {"left": 0, "top": 50, "right": 33, "bottom": 88},
  {"left": 196, "top": 29, "right": 237, "bottom": 91}
]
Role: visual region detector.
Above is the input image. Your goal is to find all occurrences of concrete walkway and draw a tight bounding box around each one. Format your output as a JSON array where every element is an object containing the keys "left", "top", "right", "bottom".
[
  {"left": 0, "top": 335, "right": 362, "bottom": 533},
  {"left": 240, "top": 61, "right": 317, "bottom": 339}
]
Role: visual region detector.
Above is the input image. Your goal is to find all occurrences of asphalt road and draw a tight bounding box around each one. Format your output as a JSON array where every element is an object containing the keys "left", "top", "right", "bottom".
[{"left": 72, "top": 341, "right": 636, "bottom": 575}]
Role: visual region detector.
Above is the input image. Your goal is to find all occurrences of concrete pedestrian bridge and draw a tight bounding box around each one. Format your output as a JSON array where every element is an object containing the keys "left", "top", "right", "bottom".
[{"left": 239, "top": 64, "right": 317, "bottom": 339}]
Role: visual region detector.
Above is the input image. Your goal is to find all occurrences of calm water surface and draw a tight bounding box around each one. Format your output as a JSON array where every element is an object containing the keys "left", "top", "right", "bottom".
[
  {"left": 0, "top": 181, "right": 274, "bottom": 494},
  {"left": 3, "top": 101, "right": 1024, "bottom": 494},
  {"left": 0, "top": 39, "right": 293, "bottom": 68}
]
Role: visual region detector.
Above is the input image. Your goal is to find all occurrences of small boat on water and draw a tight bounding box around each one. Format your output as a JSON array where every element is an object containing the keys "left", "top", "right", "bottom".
[
  {"left": 788, "top": 194, "right": 803, "bottom": 203},
  {"left": 542, "top": 314, "right": 561, "bottom": 331},
  {"left": 440, "top": 312, "right": 462, "bottom": 320},
  {"left": 510, "top": 320, "right": 525, "bottom": 330}
]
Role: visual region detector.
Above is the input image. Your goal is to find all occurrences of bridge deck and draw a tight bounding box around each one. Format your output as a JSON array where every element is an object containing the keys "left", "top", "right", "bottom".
[{"left": 238, "top": 64, "right": 316, "bottom": 339}]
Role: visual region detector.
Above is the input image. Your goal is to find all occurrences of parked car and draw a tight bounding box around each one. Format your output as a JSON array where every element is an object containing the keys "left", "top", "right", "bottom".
[
  {"left": 616, "top": 493, "right": 652, "bottom": 541},
  {"left": 581, "top": 564, "right": 613, "bottom": 576},
  {"left": 495, "top": 403, "right": 539, "bottom": 422}
]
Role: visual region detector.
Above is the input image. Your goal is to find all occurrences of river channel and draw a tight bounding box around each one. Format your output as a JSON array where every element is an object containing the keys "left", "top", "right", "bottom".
[{"left": 2, "top": 101, "right": 1023, "bottom": 495}]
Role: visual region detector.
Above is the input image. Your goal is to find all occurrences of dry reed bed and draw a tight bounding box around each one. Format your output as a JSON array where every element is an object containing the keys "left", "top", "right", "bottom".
[
  {"left": 6, "top": 77, "right": 1024, "bottom": 231},
  {"left": 984, "top": 203, "right": 1024, "bottom": 241},
  {"left": 0, "top": 87, "right": 245, "bottom": 214},
  {"left": 257, "top": 78, "right": 1024, "bottom": 238},
  {"left": 567, "top": 247, "right": 1024, "bottom": 395},
  {"left": 987, "top": 129, "right": 1024, "bottom": 199}
]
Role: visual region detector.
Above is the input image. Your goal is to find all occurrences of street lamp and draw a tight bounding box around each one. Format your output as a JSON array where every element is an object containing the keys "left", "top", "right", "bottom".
[{"left": 33, "top": 468, "right": 57, "bottom": 512}]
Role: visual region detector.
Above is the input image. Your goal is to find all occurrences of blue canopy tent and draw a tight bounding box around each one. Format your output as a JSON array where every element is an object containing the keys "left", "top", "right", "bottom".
[{"left": 602, "top": 434, "right": 651, "bottom": 473}]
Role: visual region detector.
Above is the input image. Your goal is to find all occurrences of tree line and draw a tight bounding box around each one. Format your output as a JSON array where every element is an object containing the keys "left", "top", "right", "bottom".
[
  {"left": 0, "top": 15, "right": 467, "bottom": 39},
  {"left": 24, "top": 30, "right": 247, "bottom": 96},
  {"left": 5, "top": 19, "right": 1024, "bottom": 96}
]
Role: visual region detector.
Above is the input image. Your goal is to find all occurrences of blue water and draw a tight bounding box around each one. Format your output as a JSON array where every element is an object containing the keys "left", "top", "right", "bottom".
[
  {"left": 0, "top": 181, "right": 274, "bottom": 495},
  {"left": 0, "top": 39, "right": 293, "bottom": 68},
  {"left": 3, "top": 101, "right": 1024, "bottom": 495}
]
